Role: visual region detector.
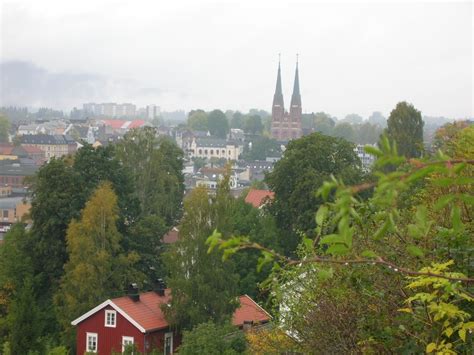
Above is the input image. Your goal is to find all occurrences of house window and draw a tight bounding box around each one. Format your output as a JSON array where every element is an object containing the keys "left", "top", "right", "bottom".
[
  {"left": 122, "top": 336, "right": 134, "bottom": 352},
  {"left": 86, "top": 332, "right": 98, "bottom": 352},
  {"left": 105, "top": 310, "right": 116, "bottom": 327},
  {"left": 164, "top": 332, "right": 173, "bottom": 355}
]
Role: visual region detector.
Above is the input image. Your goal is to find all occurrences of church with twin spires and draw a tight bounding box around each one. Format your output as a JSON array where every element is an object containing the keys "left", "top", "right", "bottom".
[{"left": 270, "top": 58, "right": 303, "bottom": 141}]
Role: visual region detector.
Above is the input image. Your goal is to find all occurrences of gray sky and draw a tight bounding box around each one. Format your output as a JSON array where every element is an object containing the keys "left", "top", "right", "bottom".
[{"left": 1, "top": 0, "right": 473, "bottom": 118}]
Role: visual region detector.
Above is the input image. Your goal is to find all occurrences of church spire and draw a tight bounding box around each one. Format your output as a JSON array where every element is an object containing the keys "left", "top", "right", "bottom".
[
  {"left": 291, "top": 54, "right": 301, "bottom": 107},
  {"left": 272, "top": 54, "right": 284, "bottom": 108}
]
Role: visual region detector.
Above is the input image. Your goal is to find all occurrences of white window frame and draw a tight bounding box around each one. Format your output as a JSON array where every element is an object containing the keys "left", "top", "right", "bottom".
[
  {"left": 164, "top": 332, "right": 173, "bottom": 355},
  {"left": 86, "top": 332, "right": 98, "bottom": 353},
  {"left": 122, "top": 336, "right": 134, "bottom": 352},
  {"left": 105, "top": 309, "right": 117, "bottom": 327}
]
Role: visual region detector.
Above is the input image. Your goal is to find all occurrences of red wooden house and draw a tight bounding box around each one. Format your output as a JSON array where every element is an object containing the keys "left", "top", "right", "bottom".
[{"left": 71, "top": 288, "right": 271, "bottom": 354}]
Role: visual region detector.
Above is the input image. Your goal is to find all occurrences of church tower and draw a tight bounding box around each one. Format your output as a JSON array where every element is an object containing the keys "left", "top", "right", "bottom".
[
  {"left": 289, "top": 58, "right": 302, "bottom": 139},
  {"left": 271, "top": 56, "right": 303, "bottom": 141},
  {"left": 271, "top": 58, "right": 285, "bottom": 139}
]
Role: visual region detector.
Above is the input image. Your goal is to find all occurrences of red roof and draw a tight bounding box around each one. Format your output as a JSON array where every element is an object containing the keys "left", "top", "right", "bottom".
[
  {"left": 101, "top": 119, "right": 146, "bottom": 130},
  {"left": 0, "top": 143, "right": 14, "bottom": 155},
  {"left": 72, "top": 290, "right": 270, "bottom": 332},
  {"left": 245, "top": 189, "right": 275, "bottom": 208},
  {"left": 162, "top": 227, "right": 179, "bottom": 244},
  {"left": 21, "top": 145, "right": 44, "bottom": 154},
  {"left": 112, "top": 290, "right": 171, "bottom": 331},
  {"left": 233, "top": 295, "right": 272, "bottom": 326}
]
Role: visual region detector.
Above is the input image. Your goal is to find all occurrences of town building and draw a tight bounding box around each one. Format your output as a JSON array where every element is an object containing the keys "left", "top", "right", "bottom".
[
  {"left": 354, "top": 144, "right": 376, "bottom": 171},
  {"left": 0, "top": 196, "right": 31, "bottom": 224},
  {"left": 98, "top": 119, "right": 148, "bottom": 135},
  {"left": 20, "top": 134, "right": 77, "bottom": 160},
  {"left": 83, "top": 103, "right": 137, "bottom": 118},
  {"left": 71, "top": 287, "right": 271, "bottom": 354},
  {"left": 188, "top": 138, "right": 243, "bottom": 161},
  {"left": 270, "top": 58, "right": 303, "bottom": 141},
  {"left": 0, "top": 162, "right": 38, "bottom": 188}
]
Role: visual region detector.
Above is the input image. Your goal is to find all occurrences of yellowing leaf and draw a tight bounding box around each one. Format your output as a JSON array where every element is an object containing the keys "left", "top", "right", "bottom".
[{"left": 426, "top": 343, "right": 437, "bottom": 353}]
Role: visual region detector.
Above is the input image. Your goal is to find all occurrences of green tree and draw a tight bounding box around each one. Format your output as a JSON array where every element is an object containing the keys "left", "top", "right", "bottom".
[
  {"left": 210, "top": 134, "right": 474, "bottom": 353},
  {"left": 0, "top": 225, "right": 44, "bottom": 353},
  {"left": 208, "top": 109, "right": 229, "bottom": 138},
  {"left": 179, "top": 321, "right": 247, "bottom": 355},
  {"left": 265, "top": 133, "right": 362, "bottom": 254},
  {"left": 230, "top": 111, "right": 244, "bottom": 129},
  {"left": 385, "top": 101, "right": 424, "bottom": 158},
  {"left": 243, "top": 136, "right": 280, "bottom": 161},
  {"left": 0, "top": 115, "right": 10, "bottom": 142},
  {"left": 163, "top": 186, "right": 239, "bottom": 330},
  {"left": 188, "top": 110, "right": 209, "bottom": 131},
  {"left": 115, "top": 128, "right": 184, "bottom": 225},
  {"left": 368, "top": 111, "right": 387, "bottom": 127},
  {"left": 332, "top": 122, "right": 356, "bottom": 142},
  {"left": 243, "top": 115, "right": 263, "bottom": 135},
  {"left": 313, "top": 112, "right": 336, "bottom": 135},
  {"left": 7, "top": 278, "right": 43, "bottom": 354},
  {"left": 54, "top": 182, "right": 140, "bottom": 347}
]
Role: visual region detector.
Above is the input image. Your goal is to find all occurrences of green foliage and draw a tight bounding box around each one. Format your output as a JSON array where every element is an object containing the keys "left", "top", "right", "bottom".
[
  {"left": 265, "top": 132, "right": 362, "bottom": 254},
  {"left": 0, "top": 115, "right": 10, "bottom": 142},
  {"left": 115, "top": 128, "right": 184, "bottom": 225},
  {"left": 385, "top": 101, "right": 424, "bottom": 158},
  {"left": 163, "top": 186, "right": 239, "bottom": 330},
  {"left": 54, "top": 182, "right": 141, "bottom": 347},
  {"left": 179, "top": 321, "right": 247, "bottom": 355},
  {"left": 187, "top": 110, "right": 208, "bottom": 131},
  {"left": 243, "top": 115, "right": 263, "bottom": 135},
  {"left": 213, "top": 130, "right": 473, "bottom": 353},
  {"left": 208, "top": 109, "right": 229, "bottom": 138},
  {"left": 242, "top": 136, "right": 281, "bottom": 161}
]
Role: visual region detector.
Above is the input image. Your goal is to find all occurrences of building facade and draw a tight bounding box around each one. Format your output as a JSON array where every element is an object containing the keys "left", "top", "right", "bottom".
[
  {"left": 20, "top": 134, "right": 77, "bottom": 160},
  {"left": 270, "top": 59, "right": 303, "bottom": 141}
]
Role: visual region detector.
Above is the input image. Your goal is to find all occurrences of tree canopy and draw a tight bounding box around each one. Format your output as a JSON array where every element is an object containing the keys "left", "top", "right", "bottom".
[
  {"left": 386, "top": 101, "right": 424, "bottom": 158},
  {"left": 265, "top": 132, "right": 362, "bottom": 254}
]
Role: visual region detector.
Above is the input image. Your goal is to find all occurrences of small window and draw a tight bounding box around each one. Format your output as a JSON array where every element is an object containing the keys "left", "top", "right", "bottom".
[
  {"left": 122, "top": 336, "right": 134, "bottom": 352},
  {"left": 86, "top": 332, "right": 98, "bottom": 352},
  {"left": 164, "top": 332, "right": 173, "bottom": 355},
  {"left": 105, "top": 310, "right": 116, "bottom": 327}
]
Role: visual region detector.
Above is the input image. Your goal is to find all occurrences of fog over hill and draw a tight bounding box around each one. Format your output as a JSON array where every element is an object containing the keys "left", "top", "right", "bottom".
[{"left": 0, "top": 60, "right": 173, "bottom": 110}]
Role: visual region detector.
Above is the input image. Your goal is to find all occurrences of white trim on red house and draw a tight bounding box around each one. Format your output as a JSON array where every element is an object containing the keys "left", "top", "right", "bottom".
[{"left": 71, "top": 299, "right": 147, "bottom": 333}]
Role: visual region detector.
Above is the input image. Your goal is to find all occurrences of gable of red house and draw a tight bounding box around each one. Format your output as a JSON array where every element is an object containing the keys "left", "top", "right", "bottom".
[
  {"left": 244, "top": 189, "right": 275, "bottom": 208},
  {"left": 71, "top": 289, "right": 271, "bottom": 354}
]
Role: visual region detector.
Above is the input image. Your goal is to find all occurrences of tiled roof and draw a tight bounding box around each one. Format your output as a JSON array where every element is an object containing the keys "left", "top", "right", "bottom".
[
  {"left": 72, "top": 290, "right": 270, "bottom": 333},
  {"left": 101, "top": 119, "right": 146, "bottom": 129},
  {"left": 233, "top": 295, "right": 272, "bottom": 326},
  {"left": 112, "top": 291, "right": 171, "bottom": 332},
  {"left": 162, "top": 227, "right": 179, "bottom": 244},
  {"left": 245, "top": 189, "right": 274, "bottom": 208},
  {"left": 0, "top": 143, "right": 14, "bottom": 155}
]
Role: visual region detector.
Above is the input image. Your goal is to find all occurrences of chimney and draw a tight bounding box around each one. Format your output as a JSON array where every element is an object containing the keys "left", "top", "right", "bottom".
[
  {"left": 154, "top": 278, "right": 166, "bottom": 297},
  {"left": 127, "top": 283, "right": 140, "bottom": 302}
]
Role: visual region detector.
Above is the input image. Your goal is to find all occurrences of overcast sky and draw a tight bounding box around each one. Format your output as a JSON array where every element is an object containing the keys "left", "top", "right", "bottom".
[{"left": 1, "top": 0, "right": 473, "bottom": 118}]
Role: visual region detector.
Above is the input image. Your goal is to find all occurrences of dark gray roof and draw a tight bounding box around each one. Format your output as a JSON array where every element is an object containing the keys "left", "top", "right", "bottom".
[
  {"left": 20, "top": 134, "right": 76, "bottom": 145},
  {"left": 196, "top": 138, "right": 227, "bottom": 148},
  {"left": 0, "top": 197, "right": 28, "bottom": 209},
  {"left": 0, "top": 163, "right": 38, "bottom": 176}
]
